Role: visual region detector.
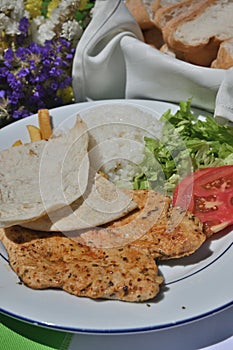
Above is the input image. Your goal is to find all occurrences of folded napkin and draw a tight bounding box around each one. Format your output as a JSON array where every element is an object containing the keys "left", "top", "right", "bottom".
[
  {"left": 72, "top": 0, "right": 233, "bottom": 121},
  {"left": 0, "top": 313, "right": 72, "bottom": 350},
  {"left": 214, "top": 67, "right": 233, "bottom": 123}
]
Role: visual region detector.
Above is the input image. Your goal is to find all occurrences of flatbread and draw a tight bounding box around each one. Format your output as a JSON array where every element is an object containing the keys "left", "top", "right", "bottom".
[
  {"left": 22, "top": 173, "right": 138, "bottom": 232},
  {"left": 0, "top": 116, "right": 89, "bottom": 228}
]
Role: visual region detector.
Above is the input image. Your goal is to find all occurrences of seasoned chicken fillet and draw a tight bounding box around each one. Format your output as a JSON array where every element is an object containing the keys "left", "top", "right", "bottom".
[
  {"left": 79, "top": 190, "right": 206, "bottom": 259},
  {"left": 0, "top": 226, "right": 163, "bottom": 302},
  {"left": 0, "top": 190, "right": 206, "bottom": 302}
]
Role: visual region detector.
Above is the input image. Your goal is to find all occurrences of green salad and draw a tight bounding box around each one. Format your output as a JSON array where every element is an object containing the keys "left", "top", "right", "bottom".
[{"left": 133, "top": 99, "right": 233, "bottom": 194}]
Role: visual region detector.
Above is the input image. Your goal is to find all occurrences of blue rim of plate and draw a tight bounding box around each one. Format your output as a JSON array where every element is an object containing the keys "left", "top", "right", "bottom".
[
  {"left": 1, "top": 300, "right": 233, "bottom": 334},
  {"left": 0, "top": 241, "right": 232, "bottom": 334}
]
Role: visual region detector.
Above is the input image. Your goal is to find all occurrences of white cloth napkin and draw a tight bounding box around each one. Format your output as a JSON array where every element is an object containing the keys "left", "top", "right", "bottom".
[
  {"left": 214, "top": 67, "right": 233, "bottom": 122},
  {"left": 72, "top": 0, "right": 233, "bottom": 121}
]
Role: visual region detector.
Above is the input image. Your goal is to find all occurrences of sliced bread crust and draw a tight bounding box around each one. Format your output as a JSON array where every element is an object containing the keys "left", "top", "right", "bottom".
[
  {"left": 211, "top": 37, "right": 233, "bottom": 69},
  {"left": 156, "top": 0, "right": 185, "bottom": 7},
  {"left": 126, "top": 0, "right": 159, "bottom": 29},
  {"left": 154, "top": 0, "right": 208, "bottom": 30},
  {"left": 163, "top": 0, "right": 233, "bottom": 66},
  {"left": 160, "top": 43, "right": 176, "bottom": 57}
]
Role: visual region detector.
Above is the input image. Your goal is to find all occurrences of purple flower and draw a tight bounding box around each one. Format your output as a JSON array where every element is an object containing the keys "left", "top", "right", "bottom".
[
  {"left": 13, "top": 109, "right": 31, "bottom": 119},
  {"left": 0, "top": 1, "right": 95, "bottom": 126},
  {"left": 0, "top": 67, "right": 8, "bottom": 78},
  {"left": 29, "top": 42, "right": 44, "bottom": 56},
  {"left": 4, "top": 48, "right": 14, "bottom": 60},
  {"left": 66, "top": 53, "right": 73, "bottom": 60},
  {"left": 8, "top": 91, "right": 21, "bottom": 105},
  {"left": 50, "top": 82, "right": 58, "bottom": 90},
  {"left": 16, "top": 17, "right": 30, "bottom": 46},
  {"left": 3, "top": 49, "right": 14, "bottom": 68},
  {"left": 1, "top": 24, "right": 76, "bottom": 123},
  {"left": 19, "top": 17, "right": 30, "bottom": 34},
  {"left": 60, "top": 76, "right": 72, "bottom": 89},
  {"left": 8, "top": 78, "right": 22, "bottom": 91},
  {"left": 0, "top": 90, "right": 5, "bottom": 98},
  {"left": 17, "top": 67, "right": 30, "bottom": 78},
  {"left": 54, "top": 56, "right": 63, "bottom": 66}
]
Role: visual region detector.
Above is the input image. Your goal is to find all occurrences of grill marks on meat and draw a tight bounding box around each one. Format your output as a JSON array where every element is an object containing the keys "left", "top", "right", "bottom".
[
  {"left": 0, "top": 190, "right": 206, "bottom": 302},
  {"left": 0, "top": 225, "right": 163, "bottom": 302}
]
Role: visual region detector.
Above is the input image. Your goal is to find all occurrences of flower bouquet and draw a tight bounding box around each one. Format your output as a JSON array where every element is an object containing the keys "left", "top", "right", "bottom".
[{"left": 0, "top": 0, "right": 94, "bottom": 127}]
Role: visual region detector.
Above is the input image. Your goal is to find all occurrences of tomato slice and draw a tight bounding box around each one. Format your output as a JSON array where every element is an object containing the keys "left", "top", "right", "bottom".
[
  {"left": 173, "top": 167, "right": 214, "bottom": 211},
  {"left": 172, "top": 165, "right": 233, "bottom": 235}
]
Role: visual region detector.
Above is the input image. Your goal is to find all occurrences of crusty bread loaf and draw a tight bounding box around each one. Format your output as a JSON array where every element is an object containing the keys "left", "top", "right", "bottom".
[
  {"left": 125, "top": 0, "right": 159, "bottom": 29},
  {"left": 211, "top": 37, "right": 233, "bottom": 69},
  {"left": 143, "top": 26, "right": 164, "bottom": 49},
  {"left": 126, "top": 0, "right": 233, "bottom": 69},
  {"left": 163, "top": 0, "right": 233, "bottom": 66},
  {"left": 154, "top": 0, "right": 208, "bottom": 30},
  {"left": 156, "top": 0, "right": 185, "bottom": 7},
  {"left": 160, "top": 43, "right": 176, "bottom": 57}
]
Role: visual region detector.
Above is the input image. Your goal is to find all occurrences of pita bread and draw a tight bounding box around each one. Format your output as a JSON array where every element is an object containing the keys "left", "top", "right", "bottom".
[
  {"left": 0, "top": 116, "right": 89, "bottom": 228},
  {"left": 22, "top": 173, "right": 138, "bottom": 232}
]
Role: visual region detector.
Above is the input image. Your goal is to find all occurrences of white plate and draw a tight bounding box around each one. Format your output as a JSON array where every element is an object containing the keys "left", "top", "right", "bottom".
[{"left": 0, "top": 99, "right": 232, "bottom": 334}]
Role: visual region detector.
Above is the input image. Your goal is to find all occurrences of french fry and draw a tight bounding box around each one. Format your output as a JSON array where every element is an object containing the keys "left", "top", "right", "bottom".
[
  {"left": 26, "top": 125, "right": 42, "bottom": 142},
  {"left": 38, "top": 109, "right": 52, "bottom": 140},
  {"left": 12, "top": 140, "right": 23, "bottom": 147},
  {"left": 12, "top": 108, "right": 53, "bottom": 146}
]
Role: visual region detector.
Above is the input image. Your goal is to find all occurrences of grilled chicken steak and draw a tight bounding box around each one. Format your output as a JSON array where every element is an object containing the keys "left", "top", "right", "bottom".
[
  {"left": 78, "top": 190, "right": 206, "bottom": 259},
  {"left": 0, "top": 225, "right": 163, "bottom": 302},
  {"left": 0, "top": 190, "right": 206, "bottom": 302}
]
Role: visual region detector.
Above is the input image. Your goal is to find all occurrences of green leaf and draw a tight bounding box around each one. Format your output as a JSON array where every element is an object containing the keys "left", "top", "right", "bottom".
[{"left": 132, "top": 99, "right": 233, "bottom": 194}]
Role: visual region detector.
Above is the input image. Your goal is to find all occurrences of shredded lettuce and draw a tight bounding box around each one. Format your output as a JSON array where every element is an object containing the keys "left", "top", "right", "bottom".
[{"left": 133, "top": 99, "right": 233, "bottom": 194}]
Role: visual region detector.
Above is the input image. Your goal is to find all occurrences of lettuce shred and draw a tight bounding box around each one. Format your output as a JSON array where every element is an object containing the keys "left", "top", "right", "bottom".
[{"left": 133, "top": 99, "right": 233, "bottom": 194}]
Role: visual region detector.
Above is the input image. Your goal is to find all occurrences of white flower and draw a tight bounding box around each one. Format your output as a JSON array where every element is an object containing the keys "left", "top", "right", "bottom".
[
  {"left": 48, "top": 11, "right": 60, "bottom": 28},
  {"left": 0, "top": 0, "right": 17, "bottom": 11},
  {"left": 0, "top": 13, "right": 7, "bottom": 30},
  {"left": 31, "top": 16, "right": 47, "bottom": 28},
  {"left": 61, "top": 20, "right": 83, "bottom": 42},
  {"left": 0, "top": 14, "right": 20, "bottom": 35},
  {"left": 38, "top": 23, "right": 56, "bottom": 44},
  {"left": 32, "top": 20, "right": 56, "bottom": 45},
  {"left": 31, "top": 14, "right": 63, "bottom": 45},
  {"left": 0, "top": 0, "right": 29, "bottom": 36},
  {"left": 31, "top": 16, "right": 44, "bottom": 43},
  {"left": 50, "top": 0, "right": 82, "bottom": 24},
  {"left": 30, "top": 0, "right": 83, "bottom": 45},
  {"left": 12, "top": 0, "right": 27, "bottom": 21},
  {"left": 0, "top": 0, "right": 26, "bottom": 19},
  {"left": 58, "top": 0, "right": 80, "bottom": 13}
]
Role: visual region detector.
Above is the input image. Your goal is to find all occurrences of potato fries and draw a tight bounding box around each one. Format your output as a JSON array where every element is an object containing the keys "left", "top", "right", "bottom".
[
  {"left": 12, "top": 109, "right": 53, "bottom": 146},
  {"left": 38, "top": 109, "right": 52, "bottom": 140},
  {"left": 26, "top": 125, "right": 42, "bottom": 142},
  {"left": 12, "top": 140, "right": 23, "bottom": 147}
]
